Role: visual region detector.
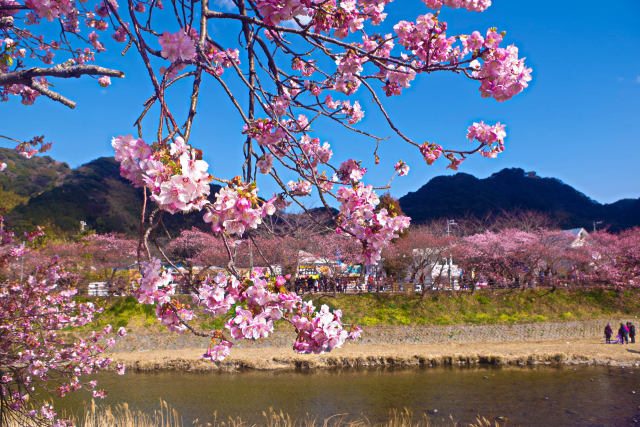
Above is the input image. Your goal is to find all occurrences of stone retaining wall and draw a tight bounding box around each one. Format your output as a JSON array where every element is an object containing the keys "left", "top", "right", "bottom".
[{"left": 110, "top": 318, "right": 635, "bottom": 352}]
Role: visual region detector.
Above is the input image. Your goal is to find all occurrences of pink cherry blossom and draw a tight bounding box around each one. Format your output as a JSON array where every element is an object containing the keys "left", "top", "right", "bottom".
[
  {"left": 422, "top": 0, "right": 491, "bottom": 12},
  {"left": 394, "top": 160, "right": 410, "bottom": 176},
  {"left": 287, "top": 179, "right": 312, "bottom": 196},
  {"left": 98, "top": 76, "right": 111, "bottom": 87},
  {"left": 159, "top": 30, "right": 196, "bottom": 63},
  {"left": 337, "top": 159, "right": 366, "bottom": 184},
  {"left": 257, "top": 153, "right": 274, "bottom": 174}
]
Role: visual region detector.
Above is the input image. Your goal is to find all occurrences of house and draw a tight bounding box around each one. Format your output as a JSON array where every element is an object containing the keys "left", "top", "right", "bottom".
[{"left": 563, "top": 227, "right": 589, "bottom": 247}]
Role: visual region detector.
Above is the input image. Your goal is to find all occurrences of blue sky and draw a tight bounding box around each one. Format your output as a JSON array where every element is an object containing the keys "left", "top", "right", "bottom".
[{"left": 3, "top": 0, "right": 639, "bottom": 204}]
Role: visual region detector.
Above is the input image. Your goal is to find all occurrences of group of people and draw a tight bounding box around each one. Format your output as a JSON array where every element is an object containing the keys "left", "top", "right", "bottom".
[
  {"left": 291, "top": 277, "right": 348, "bottom": 294},
  {"left": 291, "top": 276, "right": 395, "bottom": 294},
  {"left": 604, "top": 322, "right": 636, "bottom": 344}
]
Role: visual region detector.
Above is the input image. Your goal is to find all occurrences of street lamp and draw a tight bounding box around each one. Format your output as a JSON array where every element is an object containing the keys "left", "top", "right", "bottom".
[{"left": 592, "top": 220, "right": 603, "bottom": 232}]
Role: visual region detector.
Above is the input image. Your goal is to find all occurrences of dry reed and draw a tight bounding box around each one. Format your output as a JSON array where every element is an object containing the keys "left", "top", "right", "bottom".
[{"left": 7, "top": 401, "right": 504, "bottom": 427}]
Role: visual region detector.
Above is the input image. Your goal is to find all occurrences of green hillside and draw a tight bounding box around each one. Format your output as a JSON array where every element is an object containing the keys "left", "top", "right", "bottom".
[{"left": 0, "top": 148, "right": 70, "bottom": 212}]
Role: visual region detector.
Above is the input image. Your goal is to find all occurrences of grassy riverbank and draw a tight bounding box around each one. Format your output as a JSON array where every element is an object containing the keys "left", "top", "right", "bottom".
[
  {"left": 314, "top": 288, "right": 640, "bottom": 326},
  {"left": 86, "top": 288, "right": 640, "bottom": 331}
]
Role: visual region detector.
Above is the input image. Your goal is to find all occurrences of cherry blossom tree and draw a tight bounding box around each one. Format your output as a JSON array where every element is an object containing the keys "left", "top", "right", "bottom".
[
  {"left": 586, "top": 229, "right": 640, "bottom": 289},
  {"left": 2, "top": 0, "right": 535, "bottom": 422},
  {"left": 0, "top": 219, "right": 126, "bottom": 426},
  {"left": 382, "top": 226, "right": 454, "bottom": 295},
  {"left": 454, "top": 228, "right": 590, "bottom": 290},
  {"left": 81, "top": 233, "right": 138, "bottom": 290}
]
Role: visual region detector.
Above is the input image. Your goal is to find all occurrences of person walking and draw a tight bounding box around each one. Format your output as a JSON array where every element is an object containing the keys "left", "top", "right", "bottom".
[
  {"left": 619, "top": 323, "right": 629, "bottom": 344},
  {"left": 627, "top": 322, "right": 636, "bottom": 344},
  {"left": 604, "top": 323, "right": 613, "bottom": 343}
]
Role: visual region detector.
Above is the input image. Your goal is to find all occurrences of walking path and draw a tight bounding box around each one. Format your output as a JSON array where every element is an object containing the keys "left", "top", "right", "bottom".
[{"left": 108, "top": 322, "right": 640, "bottom": 372}]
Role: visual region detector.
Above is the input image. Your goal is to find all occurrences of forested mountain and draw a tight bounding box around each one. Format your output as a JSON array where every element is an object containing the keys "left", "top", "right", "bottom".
[
  {"left": 3, "top": 150, "right": 639, "bottom": 234},
  {"left": 399, "top": 168, "right": 640, "bottom": 231},
  {"left": 7, "top": 157, "right": 221, "bottom": 235}
]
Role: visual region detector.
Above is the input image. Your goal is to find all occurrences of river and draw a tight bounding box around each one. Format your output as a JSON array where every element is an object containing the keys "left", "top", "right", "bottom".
[{"left": 55, "top": 366, "right": 640, "bottom": 425}]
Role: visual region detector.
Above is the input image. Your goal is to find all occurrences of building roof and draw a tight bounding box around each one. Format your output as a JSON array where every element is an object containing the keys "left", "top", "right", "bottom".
[{"left": 563, "top": 227, "right": 587, "bottom": 236}]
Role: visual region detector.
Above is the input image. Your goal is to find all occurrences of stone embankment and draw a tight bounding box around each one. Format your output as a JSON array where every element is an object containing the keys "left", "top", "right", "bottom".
[{"left": 108, "top": 319, "right": 640, "bottom": 372}]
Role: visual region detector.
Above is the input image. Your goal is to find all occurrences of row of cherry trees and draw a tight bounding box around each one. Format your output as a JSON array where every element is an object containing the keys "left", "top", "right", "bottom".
[
  {"left": 382, "top": 226, "right": 640, "bottom": 293},
  {"left": 29, "top": 225, "right": 640, "bottom": 296}
]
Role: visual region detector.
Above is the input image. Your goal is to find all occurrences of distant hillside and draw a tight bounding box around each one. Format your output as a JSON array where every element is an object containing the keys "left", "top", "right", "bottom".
[
  {"left": 399, "top": 168, "right": 640, "bottom": 231},
  {"left": 8, "top": 157, "right": 221, "bottom": 235},
  {"left": 5, "top": 153, "right": 639, "bottom": 235},
  {"left": 0, "top": 148, "right": 70, "bottom": 212}
]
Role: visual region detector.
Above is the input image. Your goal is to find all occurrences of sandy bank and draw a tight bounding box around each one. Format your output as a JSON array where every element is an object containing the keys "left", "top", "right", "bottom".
[{"left": 110, "top": 338, "right": 640, "bottom": 372}]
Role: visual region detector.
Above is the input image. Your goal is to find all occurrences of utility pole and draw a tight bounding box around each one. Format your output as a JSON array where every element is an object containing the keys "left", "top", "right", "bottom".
[
  {"left": 446, "top": 219, "right": 456, "bottom": 288},
  {"left": 592, "top": 220, "right": 603, "bottom": 232},
  {"left": 446, "top": 219, "right": 456, "bottom": 236}
]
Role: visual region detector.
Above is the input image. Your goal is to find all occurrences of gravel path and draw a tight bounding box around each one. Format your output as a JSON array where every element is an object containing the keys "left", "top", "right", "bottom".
[{"left": 110, "top": 338, "right": 640, "bottom": 372}]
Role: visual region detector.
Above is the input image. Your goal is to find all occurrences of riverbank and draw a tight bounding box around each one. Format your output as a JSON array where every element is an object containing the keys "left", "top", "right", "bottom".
[
  {"left": 89, "top": 289, "right": 640, "bottom": 331},
  {"left": 108, "top": 321, "right": 640, "bottom": 372}
]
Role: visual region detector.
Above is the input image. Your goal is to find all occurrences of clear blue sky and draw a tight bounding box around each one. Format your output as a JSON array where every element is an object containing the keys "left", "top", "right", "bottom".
[{"left": 3, "top": 0, "right": 639, "bottom": 204}]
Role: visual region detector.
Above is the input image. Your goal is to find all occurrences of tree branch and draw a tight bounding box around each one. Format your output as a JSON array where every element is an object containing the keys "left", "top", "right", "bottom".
[{"left": 0, "top": 63, "right": 125, "bottom": 86}]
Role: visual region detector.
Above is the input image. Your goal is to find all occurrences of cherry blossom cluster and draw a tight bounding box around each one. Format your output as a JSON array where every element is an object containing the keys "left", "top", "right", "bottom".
[
  {"left": 287, "top": 179, "right": 313, "bottom": 196},
  {"left": 1, "top": 46, "right": 44, "bottom": 105},
  {"left": 134, "top": 258, "right": 195, "bottom": 332},
  {"left": 223, "top": 269, "right": 360, "bottom": 354},
  {"left": 159, "top": 30, "right": 196, "bottom": 63},
  {"left": 203, "top": 178, "right": 276, "bottom": 236},
  {"left": 257, "top": 153, "right": 274, "bottom": 174},
  {"left": 0, "top": 224, "right": 125, "bottom": 425},
  {"left": 135, "top": 259, "right": 191, "bottom": 332},
  {"left": 292, "top": 301, "right": 362, "bottom": 353},
  {"left": 472, "top": 44, "right": 532, "bottom": 102},
  {"left": 323, "top": 95, "right": 365, "bottom": 124},
  {"left": 243, "top": 119, "right": 290, "bottom": 154},
  {"left": 467, "top": 121, "right": 506, "bottom": 158},
  {"left": 112, "top": 134, "right": 211, "bottom": 214},
  {"left": 299, "top": 134, "right": 333, "bottom": 167},
  {"left": 337, "top": 159, "right": 367, "bottom": 184},
  {"left": 336, "top": 183, "right": 410, "bottom": 264},
  {"left": 136, "top": 257, "right": 177, "bottom": 305},
  {"left": 392, "top": 16, "right": 531, "bottom": 101},
  {"left": 134, "top": 262, "right": 360, "bottom": 360},
  {"left": 257, "top": 0, "right": 392, "bottom": 33},
  {"left": 394, "top": 160, "right": 410, "bottom": 176},
  {"left": 12, "top": 135, "right": 52, "bottom": 158},
  {"left": 422, "top": 0, "right": 491, "bottom": 12},
  {"left": 158, "top": 28, "right": 240, "bottom": 79}
]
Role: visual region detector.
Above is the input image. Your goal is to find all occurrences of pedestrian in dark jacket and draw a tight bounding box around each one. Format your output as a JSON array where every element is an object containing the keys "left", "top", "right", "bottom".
[
  {"left": 619, "top": 323, "right": 629, "bottom": 344},
  {"left": 627, "top": 322, "right": 636, "bottom": 344},
  {"left": 604, "top": 323, "right": 613, "bottom": 343}
]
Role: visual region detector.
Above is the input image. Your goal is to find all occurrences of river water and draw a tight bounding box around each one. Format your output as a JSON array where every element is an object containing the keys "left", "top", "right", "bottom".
[{"left": 56, "top": 366, "right": 640, "bottom": 425}]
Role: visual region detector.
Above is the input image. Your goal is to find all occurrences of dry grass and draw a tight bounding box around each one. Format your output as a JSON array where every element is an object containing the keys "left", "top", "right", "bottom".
[
  {"left": 80, "top": 399, "right": 183, "bottom": 427},
  {"left": 7, "top": 402, "right": 505, "bottom": 427}
]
